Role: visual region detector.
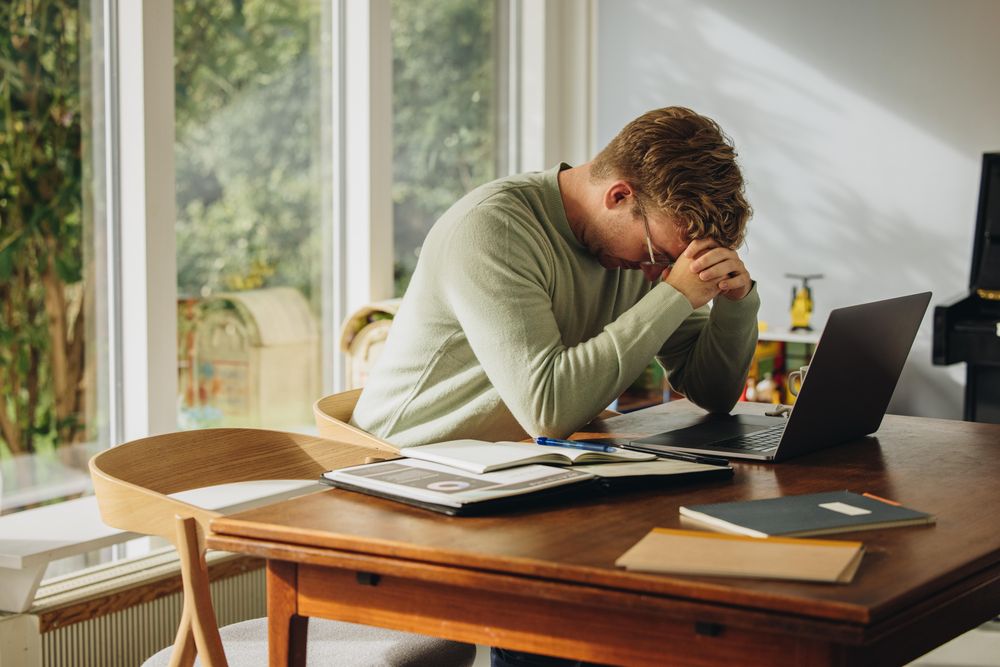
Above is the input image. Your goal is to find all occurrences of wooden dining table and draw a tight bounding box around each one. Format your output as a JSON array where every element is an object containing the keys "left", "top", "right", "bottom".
[{"left": 207, "top": 400, "right": 1000, "bottom": 666}]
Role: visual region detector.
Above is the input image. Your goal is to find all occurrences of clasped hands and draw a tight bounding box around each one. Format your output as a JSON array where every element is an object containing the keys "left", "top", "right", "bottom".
[{"left": 661, "top": 239, "right": 752, "bottom": 308}]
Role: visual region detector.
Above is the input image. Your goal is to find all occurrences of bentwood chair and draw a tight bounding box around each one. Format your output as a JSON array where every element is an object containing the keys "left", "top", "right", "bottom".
[
  {"left": 89, "top": 428, "right": 475, "bottom": 667},
  {"left": 315, "top": 389, "right": 623, "bottom": 445},
  {"left": 313, "top": 390, "right": 399, "bottom": 455}
]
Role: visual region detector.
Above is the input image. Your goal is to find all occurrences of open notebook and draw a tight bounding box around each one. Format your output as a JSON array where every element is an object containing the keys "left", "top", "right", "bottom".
[{"left": 401, "top": 439, "right": 655, "bottom": 474}]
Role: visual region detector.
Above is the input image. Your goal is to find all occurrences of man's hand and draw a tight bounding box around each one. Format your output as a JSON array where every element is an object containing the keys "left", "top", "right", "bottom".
[
  {"left": 664, "top": 239, "right": 752, "bottom": 307},
  {"left": 664, "top": 240, "right": 722, "bottom": 309},
  {"left": 685, "top": 238, "right": 753, "bottom": 301}
]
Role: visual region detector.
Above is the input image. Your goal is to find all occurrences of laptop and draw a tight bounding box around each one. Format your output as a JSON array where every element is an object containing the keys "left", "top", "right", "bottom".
[{"left": 626, "top": 291, "right": 932, "bottom": 462}]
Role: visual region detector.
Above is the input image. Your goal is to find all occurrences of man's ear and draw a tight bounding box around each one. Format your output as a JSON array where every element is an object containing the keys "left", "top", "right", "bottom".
[{"left": 603, "top": 180, "right": 634, "bottom": 210}]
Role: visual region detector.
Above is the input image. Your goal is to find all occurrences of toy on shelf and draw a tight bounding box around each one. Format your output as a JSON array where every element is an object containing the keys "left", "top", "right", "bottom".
[
  {"left": 785, "top": 273, "right": 824, "bottom": 331},
  {"left": 742, "top": 322, "right": 820, "bottom": 405},
  {"left": 754, "top": 373, "right": 780, "bottom": 404}
]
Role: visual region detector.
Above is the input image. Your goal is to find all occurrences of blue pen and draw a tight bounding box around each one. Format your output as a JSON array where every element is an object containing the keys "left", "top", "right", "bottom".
[{"left": 535, "top": 436, "right": 616, "bottom": 453}]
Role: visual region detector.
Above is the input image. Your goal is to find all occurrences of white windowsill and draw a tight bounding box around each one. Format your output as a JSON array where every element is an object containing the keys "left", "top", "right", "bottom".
[{"left": 0, "top": 479, "right": 320, "bottom": 613}]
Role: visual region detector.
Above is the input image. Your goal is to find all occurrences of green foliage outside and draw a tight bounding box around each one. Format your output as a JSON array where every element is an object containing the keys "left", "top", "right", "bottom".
[
  {"left": 177, "top": 0, "right": 500, "bottom": 301},
  {"left": 0, "top": 0, "right": 86, "bottom": 457},
  {"left": 175, "top": 0, "right": 321, "bottom": 301},
  {"left": 391, "top": 0, "right": 498, "bottom": 295},
  {"left": 174, "top": 0, "right": 323, "bottom": 430}
]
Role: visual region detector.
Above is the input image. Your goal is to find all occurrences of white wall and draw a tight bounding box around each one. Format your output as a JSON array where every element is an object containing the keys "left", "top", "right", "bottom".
[{"left": 595, "top": 0, "right": 1000, "bottom": 419}]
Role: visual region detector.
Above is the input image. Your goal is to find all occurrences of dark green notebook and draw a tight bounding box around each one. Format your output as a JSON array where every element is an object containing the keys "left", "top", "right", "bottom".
[{"left": 680, "top": 490, "right": 935, "bottom": 537}]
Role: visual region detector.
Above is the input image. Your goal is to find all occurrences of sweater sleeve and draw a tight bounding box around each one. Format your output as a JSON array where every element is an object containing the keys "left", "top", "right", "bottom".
[
  {"left": 441, "top": 210, "right": 696, "bottom": 438},
  {"left": 657, "top": 283, "right": 760, "bottom": 413}
]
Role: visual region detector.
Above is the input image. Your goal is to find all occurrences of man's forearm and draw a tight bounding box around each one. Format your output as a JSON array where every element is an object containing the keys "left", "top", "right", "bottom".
[{"left": 659, "top": 285, "right": 760, "bottom": 413}]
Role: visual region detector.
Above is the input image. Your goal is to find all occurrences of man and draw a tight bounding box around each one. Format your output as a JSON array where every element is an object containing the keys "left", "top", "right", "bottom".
[
  {"left": 353, "top": 107, "right": 759, "bottom": 452},
  {"left": 355, "top": 106, "right": 758, "bottom": 667}
]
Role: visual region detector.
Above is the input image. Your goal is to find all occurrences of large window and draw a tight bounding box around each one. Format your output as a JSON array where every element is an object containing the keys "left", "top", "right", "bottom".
[
  {"left": 391, "top": 0, "right": 507, "bottom": 295},
  {"left": 0, "top": 0, "right": 109, "bottom": 515},
  {"left": 173, "top": 0, "right": 512, "bottom": 425},
  {"left": 0, "top": 0, "right": 513, "bottom": 515},
  {"left": 0, "top": 0, "right": 522, "bottom": 510}
]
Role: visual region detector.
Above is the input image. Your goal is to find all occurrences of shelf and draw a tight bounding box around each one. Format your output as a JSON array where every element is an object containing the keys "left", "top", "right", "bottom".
[{"left": 757, "top": 329, "right": 821, "bottom": 344}]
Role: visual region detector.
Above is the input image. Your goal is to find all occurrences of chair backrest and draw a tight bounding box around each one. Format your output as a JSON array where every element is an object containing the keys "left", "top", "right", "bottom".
[
  {"left": 313, "top": 389, "right": 400, "bottom": 455},
  {"left": 89, "top": 428, "right": 380, "bottom": 667}
]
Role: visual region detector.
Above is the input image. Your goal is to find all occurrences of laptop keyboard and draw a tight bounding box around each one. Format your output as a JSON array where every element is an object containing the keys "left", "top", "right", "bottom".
[{"left": 729, "top": 424, "right": 785, "bottom": 452}]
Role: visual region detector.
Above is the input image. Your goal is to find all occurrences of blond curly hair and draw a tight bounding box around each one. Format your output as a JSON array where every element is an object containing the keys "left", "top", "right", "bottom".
[{"left": 591, "top": 107, "right": 751, "bottom": 248}]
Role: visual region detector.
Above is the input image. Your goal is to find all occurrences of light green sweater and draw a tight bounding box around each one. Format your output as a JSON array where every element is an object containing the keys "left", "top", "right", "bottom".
[{"left": 353, "top": 165, "right": 760, "bottom": 447}]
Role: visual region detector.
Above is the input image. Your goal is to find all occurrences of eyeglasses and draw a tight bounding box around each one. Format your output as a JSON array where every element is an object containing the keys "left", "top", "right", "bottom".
[{"left": 640, "top": 213, "right": 676, "bottom": 269}]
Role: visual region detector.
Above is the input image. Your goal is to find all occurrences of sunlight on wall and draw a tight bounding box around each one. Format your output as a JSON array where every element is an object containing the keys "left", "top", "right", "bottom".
[
  {"left": 597, "top": 0, "right": 1000, "bottom": 417},
  {"left": 687, "top": 5, "right": 974, "bottom": 315}
]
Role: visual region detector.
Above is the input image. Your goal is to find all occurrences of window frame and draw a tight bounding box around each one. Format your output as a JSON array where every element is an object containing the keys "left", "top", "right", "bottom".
[
  {"left": 116, "top": 0, "right": 178, "bottom": 442},
  {"left": 512, "top": 0, "right": 596, "bottom": 172}
]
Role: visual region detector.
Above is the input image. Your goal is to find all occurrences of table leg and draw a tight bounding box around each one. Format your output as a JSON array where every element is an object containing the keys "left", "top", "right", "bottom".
[{"left": 266, "top": 560, "right": 308, "bottom": 667}]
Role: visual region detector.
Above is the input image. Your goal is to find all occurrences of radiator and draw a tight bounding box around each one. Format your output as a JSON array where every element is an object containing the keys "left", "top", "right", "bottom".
[{"left": 5, "top": 548, "right": 265, "bottom": 667}]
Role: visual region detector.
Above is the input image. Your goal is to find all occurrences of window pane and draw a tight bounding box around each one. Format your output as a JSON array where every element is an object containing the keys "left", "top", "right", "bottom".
[
  {"left": 175, "top": 0, "right": 328, "bottom": 431},
  {"left": 391, "top": 0, "right": 503, "bottom": 295},
  {"left": 0, "top": 0, "right": 108, "bottom": 515}
]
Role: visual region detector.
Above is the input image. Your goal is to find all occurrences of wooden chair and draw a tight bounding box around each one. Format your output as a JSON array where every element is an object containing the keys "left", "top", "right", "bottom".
[
  {"left": 89, "top": 428, "right": 475, "bottom": 667},
  {"left": 313, "top": 390, "right": 399, "bottom": 456},
  {"left": 316, "top": 389, "right": 621, "bottom": 445}
]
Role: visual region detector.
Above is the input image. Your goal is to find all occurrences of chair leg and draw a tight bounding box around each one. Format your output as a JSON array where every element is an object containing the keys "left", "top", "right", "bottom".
[
  {"left": 167, "top": 607, "right": 196, "bottom": 667},
  {"left": 176, "top": 516, "right": 229, "bottom": 667}
]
